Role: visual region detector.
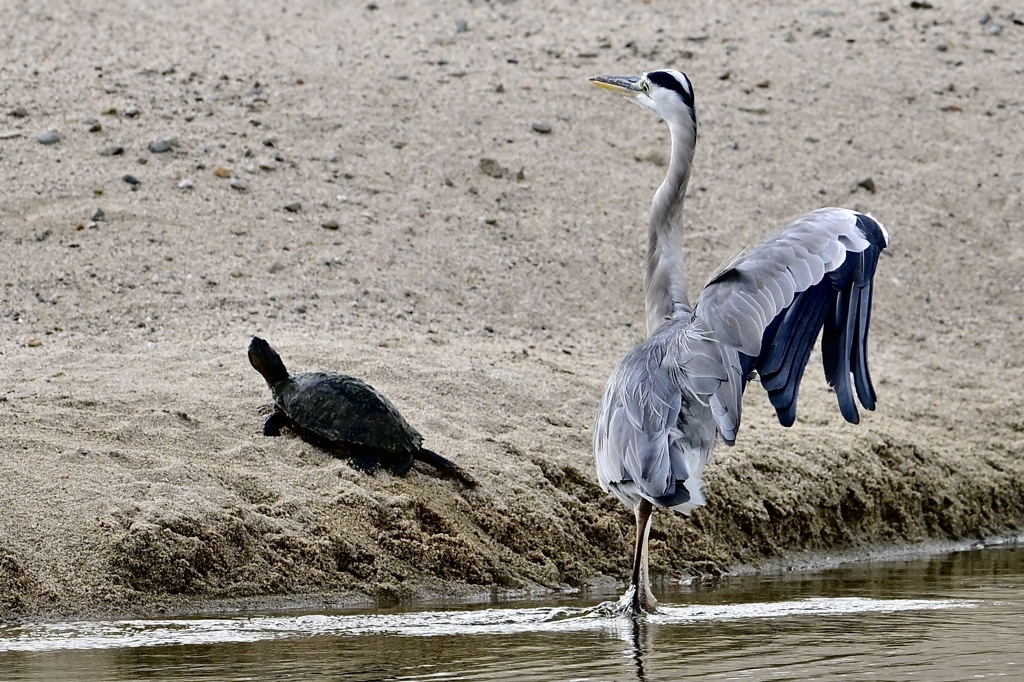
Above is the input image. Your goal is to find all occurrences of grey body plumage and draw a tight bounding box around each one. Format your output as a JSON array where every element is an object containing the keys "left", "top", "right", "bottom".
[{"left": 590, "top": 70, "right": 889, "bottom": 613}]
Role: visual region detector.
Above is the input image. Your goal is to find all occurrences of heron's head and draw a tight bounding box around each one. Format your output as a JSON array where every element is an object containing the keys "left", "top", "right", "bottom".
[{"left": 590, "top": 69, "right": 696, "bottom": 130}]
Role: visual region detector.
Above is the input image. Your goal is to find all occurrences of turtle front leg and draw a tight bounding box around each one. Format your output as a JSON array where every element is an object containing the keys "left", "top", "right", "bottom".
[{"left": 262, "top": 409, "right": 288, "bottom": 437}]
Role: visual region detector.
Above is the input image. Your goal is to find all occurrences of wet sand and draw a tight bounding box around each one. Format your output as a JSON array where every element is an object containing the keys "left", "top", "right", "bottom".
[{"left": 1, "top": 0, "right": 1022, "bottom": 619}]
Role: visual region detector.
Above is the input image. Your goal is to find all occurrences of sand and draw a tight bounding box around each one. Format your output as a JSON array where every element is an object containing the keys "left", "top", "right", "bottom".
[{"left": 1, "top": 0, "right": 1022, "bottom": 620}]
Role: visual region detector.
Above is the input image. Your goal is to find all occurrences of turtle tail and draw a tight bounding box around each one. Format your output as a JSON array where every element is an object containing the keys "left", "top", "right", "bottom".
[
  {"left": 415, "top": 448, "right": 478, "bottom": 488},
  {"left": 248, "top": 336, "right": 290, "bottom": 387}
]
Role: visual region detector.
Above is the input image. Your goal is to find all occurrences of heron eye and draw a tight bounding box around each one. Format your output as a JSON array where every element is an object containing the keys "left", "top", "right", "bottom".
[{"left": 641, "top": 81, "right": 650, "bottom": 94}]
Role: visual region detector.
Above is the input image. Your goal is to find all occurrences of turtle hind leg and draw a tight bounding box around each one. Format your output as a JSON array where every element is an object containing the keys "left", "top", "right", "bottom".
[
  {"left": 262, "top": 409, "right": 288, "bottom": 437},
  {"left": 415, "top": 448, "right": 478, "bottom": 488},
  {"left": 341, "top": 443, "right": 384, "bottom": 474}
]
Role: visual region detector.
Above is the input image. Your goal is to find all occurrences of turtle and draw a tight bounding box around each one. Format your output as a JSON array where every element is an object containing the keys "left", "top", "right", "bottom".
[{"left": 248, "top": 336, "right": 476, "bottom": 487}]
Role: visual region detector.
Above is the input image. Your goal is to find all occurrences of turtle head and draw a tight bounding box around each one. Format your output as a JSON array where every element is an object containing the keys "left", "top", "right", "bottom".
[{"left": 248, "top": 337, "right": 290, "bottom": 388}]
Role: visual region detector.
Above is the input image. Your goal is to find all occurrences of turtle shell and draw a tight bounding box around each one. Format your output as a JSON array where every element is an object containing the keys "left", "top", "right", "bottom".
[{"left": 274, "top": 371, "right": 423, "bottom": 454}]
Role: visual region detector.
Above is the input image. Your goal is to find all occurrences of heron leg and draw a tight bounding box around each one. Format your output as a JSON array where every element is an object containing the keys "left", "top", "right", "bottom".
[{"left": 630, "top": 499, "right": 658, "bottom": 613}]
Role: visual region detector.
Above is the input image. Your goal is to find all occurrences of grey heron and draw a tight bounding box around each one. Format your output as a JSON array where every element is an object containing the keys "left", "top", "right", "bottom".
[{"left": 590, "top": 70, "right": 889, "bottom": 613}]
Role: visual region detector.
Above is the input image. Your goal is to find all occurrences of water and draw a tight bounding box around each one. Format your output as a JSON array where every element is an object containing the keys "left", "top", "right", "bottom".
[{"left": 1, "top": 545, "right": 1021, "bottom": 681}]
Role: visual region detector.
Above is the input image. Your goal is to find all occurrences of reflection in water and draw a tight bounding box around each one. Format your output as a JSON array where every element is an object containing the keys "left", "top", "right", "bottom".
[
  {"left": 0, "top": 544, "right": 1021, "bottom": 681},
  {"left": 629, "top": 616, "right": 650, "bottom": 682}
]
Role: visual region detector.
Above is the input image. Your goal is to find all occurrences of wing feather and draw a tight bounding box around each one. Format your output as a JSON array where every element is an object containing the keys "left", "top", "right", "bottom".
[{"left": 689, "top": 208, "right": 889, "bottom": 441}]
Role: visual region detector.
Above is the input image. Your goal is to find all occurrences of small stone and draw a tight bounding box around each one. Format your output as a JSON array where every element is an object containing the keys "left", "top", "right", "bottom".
[
  {"left": 321, "top": 219, "right": 340, "bottom": 230},
  {"left": 455, "top": 18, "right": 469, "bottom": 33},
  {"left": 213, "top": 166, "right": 231, "bottom": 178},
  {"left": 283, "top": 202, "right": 301, "bottom": 213},
  {"left": 149, "top": 139, "right": 173, "bottom": 153},
  {"left": 857, "top": 177, "right": 877, "bottom": 194},
  {"left": 229, "top": 177, "right": 248, "bottom": 191},
  {"left": 83, "top": 118, "right": 102, "bottom": 132},
  {"left": 124, "top": 107, "right": 139, "bottom": 118},
  {"left": 26, "top": 338, "right": 42, "bottom": 348},
  {"left": 91, "top": 208, "right": 106, "bottom": 222},
  {"left": 295, "top": 304, "right": 307, "bottom": 314},
  {"left": 9, "top": 106, "right": 29, "bottom": 118},
  {"left": 37, "top": 130, "right": 61, "bottom": 145},
  {"left": 122, "top": 174, "right": 140, "bottom": 186},
  {"left": 99, "top": 143, "right": 124, "bottom": 156},
  {"left": 178, "top": 179, "right": 195, "bottom": 190},
  {"left": 495, "top": 83, "right": 505, "bottom": 94},
  {"left": 0, "top": 131, "right": 22, "bottom": 140},
  {"left": 35, "top": 229, "right": 51, "bottom": 242},
  {"left": 268, "top": 259, "right": 285, "bottom": 273},
  {"left": 531, "top": 121, "right": 552, "bottom": 134},
  {"left": 479, "top": 157, "right": 504, "bottom": 178}
]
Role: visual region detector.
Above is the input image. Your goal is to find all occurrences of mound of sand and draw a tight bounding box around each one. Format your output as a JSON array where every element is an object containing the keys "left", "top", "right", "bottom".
[{"left": 1, "top": 0, "right": 1022, "bottom": 619}]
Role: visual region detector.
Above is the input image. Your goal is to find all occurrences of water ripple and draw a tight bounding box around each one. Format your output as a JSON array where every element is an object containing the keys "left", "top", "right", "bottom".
[{"left": 0, "top": 596, "right": 975, "bottom": 653}]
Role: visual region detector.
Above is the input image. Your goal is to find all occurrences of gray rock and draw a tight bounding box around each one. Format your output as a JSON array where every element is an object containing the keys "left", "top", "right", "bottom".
[
  {"left": 455, "top": 19, "right": 469, "bottom": 33},
  {"left": 531, "top": 121, "right": 552, "bottom": 134},
  {"left": 857, "top": 177, "right": 877, "bottom": 194},
  {"left": 99, "top": 143, "right": 125, "bottom": 156},
  {"left": 321, "top": 219, "right": 340, "bottom": 230},
  {"left": 37, "top": 130, "right": 61, "bottom": 145},
  {"left": 91, "top": 208, "right": 106, "bottom": 222},
  {"left": 229, "top": 177, "right": 248, "bottom": 191},
  {"left": 149, "top": 139, "right": 173, "bottom": 153},
  {"left": 9, "top": 106, "right": 29, "bottom": 118},
  {"left": 0, "top": 131, "right": 22, "bottom": 140},
  {"left": 178, "top": 179, "right": 196, "bottom": 190},
  {"left": 284, "top": 201, "right": 301, "bottom": 213},
  {"left": 122, "top": 174, "right": 140, "bottom": 187},
  {"left": 479, "top": 157, "right": 504, "bottom": 178},
  {"left": 83, "top": 118, "right": 102, "bottom": 132}
]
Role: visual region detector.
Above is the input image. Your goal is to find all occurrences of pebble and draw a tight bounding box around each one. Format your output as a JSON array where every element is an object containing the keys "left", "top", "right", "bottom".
[
  {"left": 0, "top": 131, "right": 22, "bottom": 140},
  {"left": 178, "top": 178, "right": 195, "bottom": 190},
  {"left": 9, "top": 106, "right": 29, "bottom": 118},
  {"left": 229, "top": 177, "right": 248, "bottom": 191},
  {"left": 37, "top": 130, "right": 61, "bottom": 145},
  {"left": 321, "top": 219, "right": 340, "bottom": 230},
  {"left": 857, "top": 177, "right": 877, "bottom": 193},
  {"left": 213, "top": 166, "right": 231, "bottom": 178},
  {"left": 91, "top": 208, "right": 106, "bottom": 222},
  {"left": 35, "top": 229, "right": 51, "bottom": 242},
  {"left": 284, "top": 202, "right": 301, "bottom": 213},
  {"left": 123, "top": 174, "right": 141, "bottom": 187},
  {"left": 455, "top": 18, "right": 469, "bottom": 33},
  {"left": 83, "top": 118, "right": 102, "bottom": 132},
  {"left": 124, "top": 107, "right": 139, "bottom": 118},
  {"left": 149, "top": 139, "right": 173, "bottom": 153},
  {"left": 99, "top": 143, "right": 125, "bottom": 156},
  {"left": 26, "top": 338, "right": 42, "bottom": 348},
  {"left": 531, "top": 121, "right": 552, "bottom": 134},
  {"left": 479, "top": 157, "right": 504, "bottom": 178},
  {"left": 268, "top": 259, "right": 285, "bottom": 273}
]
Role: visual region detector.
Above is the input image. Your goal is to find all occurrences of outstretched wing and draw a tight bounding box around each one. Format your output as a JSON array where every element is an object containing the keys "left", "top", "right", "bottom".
[{"left": 679, "top": 207, "right": 889, "bottom": 445}]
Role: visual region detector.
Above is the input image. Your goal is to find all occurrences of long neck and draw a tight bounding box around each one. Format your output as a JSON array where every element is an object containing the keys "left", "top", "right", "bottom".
[{"left": 644, "top": 119, "right": 695, "bottom": 336}]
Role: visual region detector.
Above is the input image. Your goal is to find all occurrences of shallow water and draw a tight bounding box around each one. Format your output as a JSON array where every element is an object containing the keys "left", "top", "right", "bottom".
[{"left": 1, "top": 545, "right": 1021, "bottom": 681}]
